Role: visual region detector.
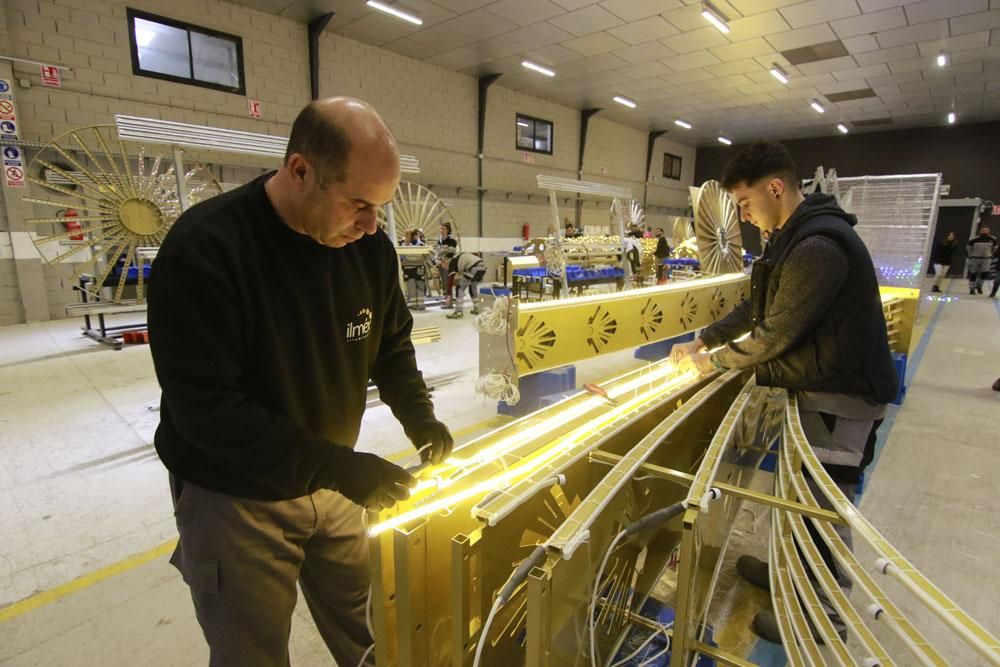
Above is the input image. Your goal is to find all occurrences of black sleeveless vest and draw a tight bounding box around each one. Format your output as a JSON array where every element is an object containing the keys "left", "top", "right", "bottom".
[{"left": 751, "top": 196, "right": 898, "bottom": 405}]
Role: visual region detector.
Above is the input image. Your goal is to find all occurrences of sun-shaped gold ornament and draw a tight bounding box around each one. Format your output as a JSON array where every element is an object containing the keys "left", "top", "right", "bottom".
[{"left": 25, "top": 124, "right": 222, "bottom": 303}]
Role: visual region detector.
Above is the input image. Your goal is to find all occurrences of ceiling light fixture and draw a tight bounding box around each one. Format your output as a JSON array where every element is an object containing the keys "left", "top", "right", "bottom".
[
  {"left": 718, "top": 136, "right": 733, "bottom": 145},
  {"left": 810, "top": 100, "right": 825, "bottom": 113},
  {"left": 701, "top": 2, "right": 730, "bottom": 34},
  {"left": 947, "top": 111, "right": 956, "bottom": 124},
  {"left": 837, "top": 123, "right": 849, "bottom": 134},
  {"left": 521, "top": 60, "right": 556, "bottom": 77},
  {"left": 769, "top": 65, "right": 789, "bottom": 85},
  {"left": 937, "top": 52, "right": 947, "bottom": 67},
  {"left": 674, "top": 119, "right": 692, "bottom": 129},
  {"left": 365, "top": 0, "right": 423, "bottom": 26},
  {"left": 613, "top": 95, "right": 636, "bottom": 109}
]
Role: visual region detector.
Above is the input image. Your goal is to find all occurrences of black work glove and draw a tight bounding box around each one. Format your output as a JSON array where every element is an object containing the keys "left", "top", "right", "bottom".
[
  {"left": 337, "top": 451, "right": 416, "bottom": 511},
  {"left": 404, "top": 418, "right": 454, "bottom": 465}
]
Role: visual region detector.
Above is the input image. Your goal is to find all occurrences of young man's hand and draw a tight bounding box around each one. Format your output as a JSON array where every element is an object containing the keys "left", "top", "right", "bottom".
[{"left": 668, "top": 339, "right": 706, "bottom": 366}]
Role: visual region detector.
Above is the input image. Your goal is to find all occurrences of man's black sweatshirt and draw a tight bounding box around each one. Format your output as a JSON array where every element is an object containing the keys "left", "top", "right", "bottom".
[{"left": 148, "top": 174, "right": 434, "bottom": 501}]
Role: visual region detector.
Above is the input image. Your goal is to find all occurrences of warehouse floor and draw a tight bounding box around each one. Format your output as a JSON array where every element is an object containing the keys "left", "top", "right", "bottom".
[{"left": 1, "top": 278, "right": 998, "bottom": 665}]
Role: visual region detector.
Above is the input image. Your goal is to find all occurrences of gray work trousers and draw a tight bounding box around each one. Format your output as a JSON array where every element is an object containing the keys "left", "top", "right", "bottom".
[
  {"left": 169, "top": 477, "right": 373, "bottom": 666},
  {"left": 968, "top": 257, "right": 991, "bottom": 290}
]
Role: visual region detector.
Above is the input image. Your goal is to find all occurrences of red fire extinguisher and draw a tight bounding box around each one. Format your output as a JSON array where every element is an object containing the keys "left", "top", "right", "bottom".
[
  {"left": 61, "top": 209, "right": 83, "bottom": 241},
  {"left": 522, "top": 223, "right": 530, "bottom": 241}
]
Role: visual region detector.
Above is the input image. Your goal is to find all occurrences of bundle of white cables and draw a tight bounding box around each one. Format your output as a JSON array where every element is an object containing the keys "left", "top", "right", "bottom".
[
  {"left": 475, "top": 371, "right": 520, "bottom": 405},
  {"left": 471, "top": 296, "right": 510, "bottom": 335}
]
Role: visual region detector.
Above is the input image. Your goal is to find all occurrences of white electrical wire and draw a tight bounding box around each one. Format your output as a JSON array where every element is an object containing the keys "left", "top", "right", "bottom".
[
  {"left": 472, "top": 296, "right": 510, "bottom": 335},
  {"left": 355, "top": 643, "right": 374, "bottom": 667},
  {"left": 473, "top": 599, "right": 503, "bottom": 667},
  {"left": 636, "top": 630, "right": 671, "bottom": 667},
  {"left": 475, "top": 371, "right": 520, "bottom": 405},
  {"left": 607, "top": 623, "right": 671, "bottom": 667},
  {"left": 590, "top": 529, "right": 628, "bottom": 667}
]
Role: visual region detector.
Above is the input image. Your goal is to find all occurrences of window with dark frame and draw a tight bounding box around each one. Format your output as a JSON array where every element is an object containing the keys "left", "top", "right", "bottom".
[
  {"left": 516, "top": 114, "right": 553, "bottom": 155},
  {"left": 127, "top": 8, "right": 246, "bottom": 95},
  {"left": 663, "top": 153, "right": 682, "bottom": 180}
]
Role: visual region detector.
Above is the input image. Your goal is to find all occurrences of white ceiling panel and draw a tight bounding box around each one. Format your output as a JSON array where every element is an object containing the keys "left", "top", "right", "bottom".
[
  {"left": 663, "top": 68, "right": 717, "bottom": 83},
  {"left": 875, "top": 19, "right": 949, "bottom": 48},
  {"left": 917, "top": 30, "right": 991, "bottom": 56},
  {"left": 618, "top": 60, "right": 672, "bottom": 79},
  {"left": 725, "top": 11, "right": 793, "bottom": 38},
  {"left": 600, "top": 0, "right": 683, "bottom": 22},
  {"left": 524, "top": 44, "right": 584, "bottom": 64},
  {"left": 831, "top": 7, "right": 908, "bottom": 39},
  {"left": 563, "top": 31, "right": 629, "bottom": 56},
  {"left": 572, "top": 51, "right": 632, "bottom": 72},
  {"left": 548, "top": 5, "right": 624, "bottom": 36},
  {"left": 444, "top": 9, "right": 518, "bottom": 39},
  {"left": 612, "top": 40, "right": 676, "bottom": 64},
  {"left": 948, "top": 9, "right": 1000, "bottom": 35},
  {"left": 485, "top": 0, "right": 567, "bottom": 26},
  {"left": 778, "top": 0, "right": 862, "bottom": 29},
  {"left": 904, "top": 0, "right": 988, "bottom": 25},
  {"left": 661, "top": 4, "right": 721, "bottom": 32},
  {"left": 709, "top": 37, "right": 776, "bottom": 61},
  {"left": 795, "top": 54, "right": 860, "bottom": 75},
  {"left": 607, "top": 16, "right": 680, "bottom": 43},
  {"left": 727, "top": 0, "right": 803, "bottom": 15},
  {"left": 665, "top": 26, "right": 733, "bottom": 53},
  {"left": 764, "top": 23, "right": 838, "bottom": 51},
  {"left": 842, "top": 35, "right": 881, "bottom": 53},
  {"left": 505, "top": 22, "right": 574, "bottom": 49},
  {"left": 853, "top": 43, "right": 920, "bottom": 66},
  {"left": 406, "top": 24, "right": 477, "bottom": 50},
  {"left": 551, "top": 0, "right": 600, "bottom": 10},
  {"left": 708, "top": 57, "right": 769, "bottom": 76},
  {"left": 665, "top": 50, "right": 725, "bottom": 71},
  {"left": 832, "top": 63, "right": 892, "bottom": 81}
]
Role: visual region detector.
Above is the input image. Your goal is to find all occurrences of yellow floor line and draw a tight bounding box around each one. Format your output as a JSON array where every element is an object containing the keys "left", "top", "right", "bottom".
[
  {"left": 0, "top": 538, "right": 179, "bottom": 623},
  {"left": 0, "top": 416, "right": 513, "bottom": 624}
]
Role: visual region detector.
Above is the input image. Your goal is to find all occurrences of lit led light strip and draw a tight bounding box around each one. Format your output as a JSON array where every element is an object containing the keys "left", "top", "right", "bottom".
[{"left": 368, "top": 367, "right": 696, "bottom": 536}]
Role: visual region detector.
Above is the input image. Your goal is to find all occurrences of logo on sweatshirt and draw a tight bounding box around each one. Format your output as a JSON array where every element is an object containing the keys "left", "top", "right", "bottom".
[{"left": 346, "top": 308, "right": 373, "bottom": 343}]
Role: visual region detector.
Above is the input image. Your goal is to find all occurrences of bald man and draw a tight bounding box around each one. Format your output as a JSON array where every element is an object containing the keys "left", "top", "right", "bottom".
[{"left": 148, "top": 98, "right": 453, "bottom": 666}]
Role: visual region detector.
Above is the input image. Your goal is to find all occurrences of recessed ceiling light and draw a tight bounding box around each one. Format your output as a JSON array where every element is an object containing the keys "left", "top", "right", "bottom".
[
  {"left": 365, "top": 0, "right": 422, "bottom": 26},
  {"left": 810, "top": 100, "right": 825, "bottom": 114},
  {"left": 612, "top": 95, "right": 636, "bottom": 109},
  {"left": 947, "top": 111, "right": 956, "bottom": 124},
  {"left": 769, "top": 65, "right": 789, "bottom": 85},
  {"left": 837, "top": 123, "right": 849, "bottom": 134},
  {"left": 674, "top": 119, "right": 692, "bottom": 129},
  {"left": 521, "top": 60, "right": 555, "bottom": 77},
  {"left": 718, "top": 136, "right": 733, "bottom": 145},
  {"left": 701, "top": 3, "right": 730, "bottom": 34},
  {"left": 937, "top": 53, "right": 947, "bottom": 67}
]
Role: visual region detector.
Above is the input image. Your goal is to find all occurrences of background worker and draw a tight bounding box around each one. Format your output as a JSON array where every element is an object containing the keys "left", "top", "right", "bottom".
[
  {"left": 442, "top": 251, "right": 487, "bottom": 319},
  {"left": 670, "top": 141, "right": 897, "bottom": 643},
  {"left": 148, "top": 97, "right": 454, "bottom": 666}
]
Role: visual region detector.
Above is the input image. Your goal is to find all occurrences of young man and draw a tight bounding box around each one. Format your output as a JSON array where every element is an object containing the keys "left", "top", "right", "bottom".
[
  {"left": 148, "top": 97, "right": 454, "bottom": 666},
  {"left": 400, "top": 228, "right": 428, "bottom": 310},
  {"left": 967, "top": 225, "right": 997, "bottom": 295},
  {"left": 442, "top": 251, "right": 487, "bottom": 319},
  {"left": 670, "top": 141, "right": 897, "bottom": 643},
  {"left": 929, "top": 231, "right": 957, "bottom": 293},
  {"left": 435, "top": 222, "right": 459, "bottom": 308}
]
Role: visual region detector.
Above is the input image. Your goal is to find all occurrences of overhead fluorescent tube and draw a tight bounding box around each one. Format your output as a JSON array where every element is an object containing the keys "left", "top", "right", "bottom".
[
  {"left": 365, "top": 0, "right": 423, "bottom": 25},
  {"left": 701, "top": 3, "right": 730, "bottom": 34},
  {"left": 937, "top": 53, "right": 947, "bottom": 67},
  {"left": 769, "top": 65, "right": 789, "bottom": 85},
  {"left": 717, "top": 136, "right": 733, "bottom": 145},
  {"left": 522, "top": 60, "right": 555, "bottom": 77},
  {"left": 837, "top": 123, "right": 849, "bottom": 134},
  {"left": 674, "top": 119, "right": 692, "bottom": 129},
  {"left": 810, "top": 100, "right": 825, "bottom": 113},
  {"left": 613, "top": 95, "right": 636, "bottom": 108},
  {"left": 947, "top": 111, "right": 956, "bottom": 124}
]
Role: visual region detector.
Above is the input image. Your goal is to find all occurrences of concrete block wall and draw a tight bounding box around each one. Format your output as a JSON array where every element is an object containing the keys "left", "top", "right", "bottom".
[{"left": 0, "top": 0, "right": 697, "bottom": 323}]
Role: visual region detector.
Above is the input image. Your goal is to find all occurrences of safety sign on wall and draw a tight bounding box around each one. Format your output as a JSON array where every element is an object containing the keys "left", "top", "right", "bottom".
[
  {"left": 0, "top": 119, "right": 17, "bottom": 142},
  {"left": 41, "top": 65, "right": 61, "bottom": 88},
  {"left": 3, "top": 146, "right": 25, "bottom": 188},
  {"left": 248, "top": 99, "right": 261, "bottom": 118},
  {"left": 0, "top": 100, "right": 14, "bottom": 121}
]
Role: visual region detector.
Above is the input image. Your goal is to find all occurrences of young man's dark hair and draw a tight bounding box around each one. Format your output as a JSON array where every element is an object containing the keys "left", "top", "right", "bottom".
[
  {"left": 284, "top": 102, "right": 352, "bottom": 188},
  {"left": 720, "top": 141, "right": 799, "bottom": 190}
]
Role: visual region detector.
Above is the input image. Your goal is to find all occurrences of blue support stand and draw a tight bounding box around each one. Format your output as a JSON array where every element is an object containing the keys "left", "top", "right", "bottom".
[
  {"left": 635, "top": 332, "right": 695, "bottom": 362},
  {"left": 498, "top": 365, "right": 577, "bottom": 417},
  {"left": 891, "top": 352, "right": 907, "bottom": 405}
]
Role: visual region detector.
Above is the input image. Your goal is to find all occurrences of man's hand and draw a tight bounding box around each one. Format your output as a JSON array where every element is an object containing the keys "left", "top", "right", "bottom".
[
  {"left": 404, "top": 418, "right": 455, "bottom": 465},
  {"left": 678, "top": 350, "right": 717, "bottom": 377},
  {"left": 338, "top": 452, "right": 416, "bottom": 511},
  {"left": 668, "top": 339, "right": 706, "bottom": 366}
]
